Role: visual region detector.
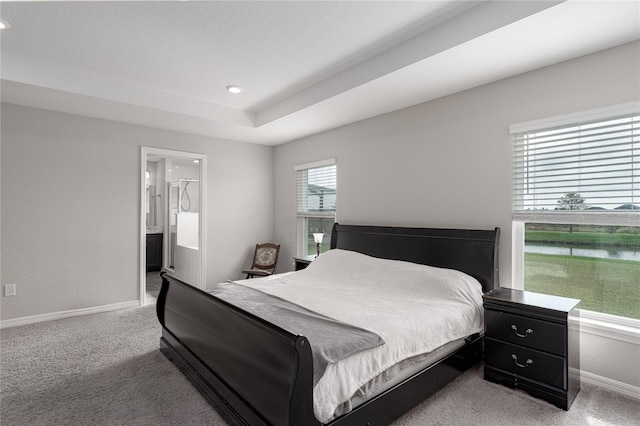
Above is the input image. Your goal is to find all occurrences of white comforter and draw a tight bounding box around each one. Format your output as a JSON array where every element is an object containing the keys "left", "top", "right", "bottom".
[{"left": 236, "top": 249, "right": 484, "bottom": 423}]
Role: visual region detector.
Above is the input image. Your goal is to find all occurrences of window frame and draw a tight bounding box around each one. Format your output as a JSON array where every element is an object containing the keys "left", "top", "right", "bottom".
[
  {"left": 511, "top": 101, "right": 640, "bottom": 333},
  {"left": 295, "top": 158, "right": 337, "bottom": 257}
]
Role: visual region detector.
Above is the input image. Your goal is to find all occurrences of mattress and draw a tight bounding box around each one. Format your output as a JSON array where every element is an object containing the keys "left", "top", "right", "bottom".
[{"left": 227, "top": 249, "right": 484, "bottom": 423}]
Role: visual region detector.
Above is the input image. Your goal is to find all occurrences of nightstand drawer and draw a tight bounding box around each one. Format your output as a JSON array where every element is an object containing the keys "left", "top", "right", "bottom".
[
  {"left": 485, "top": 310, "right": 566, "bottom": 356},
  {"left": 294, "top": 256, "right": 314, "bottom": 271},
  {"left": 485, "top": 338, "right": 566, "bottom": 389}
]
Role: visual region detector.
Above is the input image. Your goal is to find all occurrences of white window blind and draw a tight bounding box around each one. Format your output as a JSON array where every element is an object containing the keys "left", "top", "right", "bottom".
[
  {"left": 296, "top": 159, "right": 336, "bottom": 218},
  {"left": 512, "top": 111, "right": 639, "bottom": 220}
]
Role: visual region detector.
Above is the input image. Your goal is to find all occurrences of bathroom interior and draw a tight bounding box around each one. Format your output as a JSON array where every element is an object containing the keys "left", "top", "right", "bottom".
[{"left": 145, "top": 155, "right": 201, "bottom": 303}]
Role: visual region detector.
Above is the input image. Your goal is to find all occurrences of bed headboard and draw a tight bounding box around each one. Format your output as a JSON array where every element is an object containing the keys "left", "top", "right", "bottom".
[{"left": 330, "top": 223, "right": 500, "bottom": 292}]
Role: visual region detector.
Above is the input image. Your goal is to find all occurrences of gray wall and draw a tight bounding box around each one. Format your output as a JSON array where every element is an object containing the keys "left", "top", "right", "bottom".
[
  {"left": 274, "top": 41, "right": 640, "bottom": 387},
  {"left": 1, "top": 104, "right": 274, "bottom": 320}
]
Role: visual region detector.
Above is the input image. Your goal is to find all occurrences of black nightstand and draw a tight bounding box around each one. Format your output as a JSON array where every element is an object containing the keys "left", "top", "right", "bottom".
[
  {"left": 483, "top": 288, "right": 580, "bottom": 410},
  {"left": 294, "top": 256, "right": 315, "bottom": 271}
]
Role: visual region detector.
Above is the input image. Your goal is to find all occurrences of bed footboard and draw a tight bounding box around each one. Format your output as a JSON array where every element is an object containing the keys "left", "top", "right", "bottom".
[{"left": 157, "top": 273, "right": 320, "bottom": 426}]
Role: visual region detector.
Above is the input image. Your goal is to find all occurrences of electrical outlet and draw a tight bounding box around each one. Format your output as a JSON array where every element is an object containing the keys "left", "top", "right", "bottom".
[{"left": 4, "top": 284, "right": 16, "bottom": 297}]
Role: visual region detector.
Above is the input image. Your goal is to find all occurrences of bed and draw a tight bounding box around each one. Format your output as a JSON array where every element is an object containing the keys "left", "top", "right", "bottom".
[{"left": 156, "top": 223, "right": 500, "bottom": 426}]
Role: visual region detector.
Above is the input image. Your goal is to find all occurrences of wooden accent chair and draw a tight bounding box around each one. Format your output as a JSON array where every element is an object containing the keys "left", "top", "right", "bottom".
[{"left": 242, "top": 243, "right": 280, "bottom": 279}]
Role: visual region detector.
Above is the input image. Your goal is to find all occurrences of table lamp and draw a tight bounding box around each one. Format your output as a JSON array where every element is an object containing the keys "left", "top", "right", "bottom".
[{"left": 313, "top": 233, "right": 324, "bottom": 257}]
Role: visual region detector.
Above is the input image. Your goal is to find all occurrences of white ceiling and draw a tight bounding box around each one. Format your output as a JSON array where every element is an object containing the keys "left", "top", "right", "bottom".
[{"left": 1, "top": 1, "right": 639, "bottom": 145}]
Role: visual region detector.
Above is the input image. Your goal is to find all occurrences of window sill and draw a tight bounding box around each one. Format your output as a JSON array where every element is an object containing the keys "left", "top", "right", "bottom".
[{"left": 578, "top": 310, "right": 640, "bottom": 344}]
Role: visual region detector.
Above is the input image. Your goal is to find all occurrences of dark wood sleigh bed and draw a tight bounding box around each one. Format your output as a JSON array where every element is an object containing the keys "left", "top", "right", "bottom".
[{"left": 156, "top": 223, "right": 500, "bottom": 426}]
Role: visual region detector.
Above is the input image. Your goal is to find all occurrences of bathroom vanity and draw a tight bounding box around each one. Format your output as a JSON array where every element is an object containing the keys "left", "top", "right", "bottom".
[{"left": 146, "top": 231, "right": 163, "bottom": 272}]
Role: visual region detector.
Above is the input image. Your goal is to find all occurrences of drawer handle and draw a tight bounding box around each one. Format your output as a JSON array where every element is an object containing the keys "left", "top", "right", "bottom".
[
  {"left": 511, "top": 354, "right": 534, "bottom": 368},
  {"left": 511, "top": 325, "right": 533, "bottom": 338}
]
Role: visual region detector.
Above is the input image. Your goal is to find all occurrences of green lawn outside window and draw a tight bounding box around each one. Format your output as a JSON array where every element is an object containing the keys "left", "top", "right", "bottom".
[{"left": 524, "top": 227, "right": 640, "bottom": 320}]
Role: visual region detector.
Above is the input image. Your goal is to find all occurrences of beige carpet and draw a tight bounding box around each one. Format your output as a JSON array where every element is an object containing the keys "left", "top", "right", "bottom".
[{"left": 1, "top": 304, "right": 638, "bottom": 425}]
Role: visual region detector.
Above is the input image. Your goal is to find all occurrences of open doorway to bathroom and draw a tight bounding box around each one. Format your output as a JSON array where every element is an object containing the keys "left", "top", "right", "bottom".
[{"left": 140, "top": 147, "right": 206, "bottom": 305}]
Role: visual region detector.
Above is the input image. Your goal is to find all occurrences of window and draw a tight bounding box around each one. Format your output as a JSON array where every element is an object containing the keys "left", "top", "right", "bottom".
[
  {"left": 511, "top": 102, "right": 639, "bottom": 320},
  {"left": 296, "top": 159, "right": 337, "bottom": 257}
]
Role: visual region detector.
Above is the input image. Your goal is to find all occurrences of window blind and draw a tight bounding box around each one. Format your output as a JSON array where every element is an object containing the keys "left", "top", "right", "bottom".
[
  {"left": 296, "top": 160, "right": 336, "bottom": 217},
  {"left": 512, "top": 113, "right": 639, "bottom": 216}
]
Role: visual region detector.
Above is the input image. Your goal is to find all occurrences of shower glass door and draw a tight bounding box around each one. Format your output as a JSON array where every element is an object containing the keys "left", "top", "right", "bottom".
[{"left": 166, "top": 178, "right": 200, "bottom": 285}]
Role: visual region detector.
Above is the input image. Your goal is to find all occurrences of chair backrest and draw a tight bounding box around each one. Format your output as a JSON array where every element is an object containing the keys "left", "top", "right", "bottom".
[{"left": 251, "top": 243, "right": 280, "bottom": 272}]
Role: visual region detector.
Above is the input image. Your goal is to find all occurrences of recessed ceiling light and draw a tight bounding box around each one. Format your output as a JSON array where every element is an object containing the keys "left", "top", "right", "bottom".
[
  {"left": 226, "top": 85, "right": 243, "bottom": 94},
  {"left": 0, "top": 19, "right": 11, "bottom": 30}
]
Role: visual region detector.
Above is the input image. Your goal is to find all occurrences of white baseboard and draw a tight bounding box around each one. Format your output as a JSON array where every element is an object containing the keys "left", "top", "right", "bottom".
[
  {"left": 581, "top": 370, "right": 640, "bottom": 400},
  {"left": 0, "top": 300, "right": 140, "bottom": 329}
]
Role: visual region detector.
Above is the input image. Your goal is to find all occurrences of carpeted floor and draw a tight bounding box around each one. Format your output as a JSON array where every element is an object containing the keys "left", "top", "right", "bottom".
[{"left": 1, "top": 304, "right": 638, "bottom": 426}]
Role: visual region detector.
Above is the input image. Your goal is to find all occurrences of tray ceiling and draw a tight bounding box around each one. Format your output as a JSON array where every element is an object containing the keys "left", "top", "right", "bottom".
[{"left": 1, "top": 1, "right": 639, "bottom": 145}]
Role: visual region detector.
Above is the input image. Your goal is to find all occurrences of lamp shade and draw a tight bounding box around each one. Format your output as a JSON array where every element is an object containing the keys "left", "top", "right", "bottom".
[{"left": 313, "top": 233, "right": 324, "bottom": 244}]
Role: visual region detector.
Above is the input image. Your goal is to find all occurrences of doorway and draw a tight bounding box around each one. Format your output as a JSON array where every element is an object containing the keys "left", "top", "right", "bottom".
[{"left": 140, "top": 147, "right": 206, "bottom": 305}]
